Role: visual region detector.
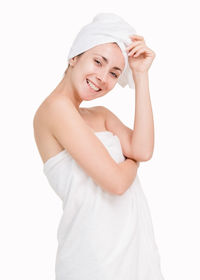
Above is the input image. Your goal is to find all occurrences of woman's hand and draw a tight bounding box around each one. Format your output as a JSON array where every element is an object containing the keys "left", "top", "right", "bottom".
[{"left": 126, "top": 34, "right": 156, "bottom": 74}]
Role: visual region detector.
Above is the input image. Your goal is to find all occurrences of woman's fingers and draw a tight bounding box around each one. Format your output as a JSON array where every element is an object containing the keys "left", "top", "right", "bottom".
[
  {"left": 132, "top": 47, "right": 147, "bottom": 57},
  {"left": 126, "top": 40, "right": 146, "bottom": 56},
  {"left": 130, "top": 34, "right": 144, "bottom": 40},
  {"left": 129, "top": 34, "right": 145, "bottom": 44},
  {"left": 128, "top": 45, "right": 146, "bottom": 57},
  {"left": 126, "top": 40, "right": 142, "bottom": 51}
]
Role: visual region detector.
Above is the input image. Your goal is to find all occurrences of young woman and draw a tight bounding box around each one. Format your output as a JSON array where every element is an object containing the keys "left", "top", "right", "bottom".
[{"left": 33, "top": 14, "right": 164, "bottom": 280}]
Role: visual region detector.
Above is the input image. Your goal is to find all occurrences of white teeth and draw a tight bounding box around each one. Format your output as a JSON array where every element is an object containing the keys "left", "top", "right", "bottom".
[{"left": 87, "top": 79, "right": 100, "bottom": 91}]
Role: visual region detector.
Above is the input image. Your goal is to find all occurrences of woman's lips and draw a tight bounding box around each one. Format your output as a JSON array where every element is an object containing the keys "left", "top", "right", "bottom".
[{"left": 86, "top": 79, "right": 101, "bottom": 92}]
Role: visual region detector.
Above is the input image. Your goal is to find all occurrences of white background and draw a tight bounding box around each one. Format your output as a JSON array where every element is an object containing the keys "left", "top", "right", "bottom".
[{"left": 0, "top": 0, "right": 200, "bottom": 279}]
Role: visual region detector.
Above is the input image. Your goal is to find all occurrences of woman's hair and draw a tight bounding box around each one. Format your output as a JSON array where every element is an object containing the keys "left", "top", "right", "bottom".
[{"left": 63, "top": 42, "right": 118, "bottom": 76}]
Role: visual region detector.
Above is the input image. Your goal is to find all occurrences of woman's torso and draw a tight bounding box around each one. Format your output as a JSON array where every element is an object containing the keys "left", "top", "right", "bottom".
[{"left": 33, "top": 92, "right": 107, "bottom": 164}]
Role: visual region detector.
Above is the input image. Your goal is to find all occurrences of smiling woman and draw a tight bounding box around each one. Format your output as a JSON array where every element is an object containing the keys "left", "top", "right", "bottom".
[
  {"left": 60, "top": 42, "right": 126, "bottom": 101},
  {"left": 63, "top": 42, "right": 123, "bottom": 96},
  {"left": 33, "top": 12, "right": 164, "bottom": 280}
]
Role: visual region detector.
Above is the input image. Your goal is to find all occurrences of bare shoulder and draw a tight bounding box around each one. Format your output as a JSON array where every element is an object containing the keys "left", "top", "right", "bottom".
[
  {"left": 33, "top": 95, "right": 71, "bottom": 128},
  {"left": 33, "top": 95, "right": 75, "bottom": 164},
  {"left": 46, "top": 102, "right": 106, "bottom": 132},
  {"left": 42, "top": 100, "right": 124, "bottom": 195}
]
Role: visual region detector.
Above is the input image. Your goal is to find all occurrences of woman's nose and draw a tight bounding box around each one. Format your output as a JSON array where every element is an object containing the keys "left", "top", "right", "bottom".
[{"left": 97, "top": 73, "right": 108, "bottom": 84}]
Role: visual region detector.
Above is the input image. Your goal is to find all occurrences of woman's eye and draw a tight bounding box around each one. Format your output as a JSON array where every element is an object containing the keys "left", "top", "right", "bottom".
[
  {"left": 111, "top": 72, "right": 118, "bottom": 78},
  {"left": 94, "top": 59, "right": 101, "bottom": 65},
  {"left": 94, "top": 59, "right": 118, "bottom": 78}
]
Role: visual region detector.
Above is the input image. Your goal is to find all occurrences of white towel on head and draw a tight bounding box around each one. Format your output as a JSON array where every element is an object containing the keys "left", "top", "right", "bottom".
[{"left": 67, "top": 13, "right": 137, "bottom": 89}]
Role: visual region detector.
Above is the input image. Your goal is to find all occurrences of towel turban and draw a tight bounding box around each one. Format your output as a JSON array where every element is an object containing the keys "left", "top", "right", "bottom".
[{"left": 66, "top": 13, "right": 137, "bottom": 89}]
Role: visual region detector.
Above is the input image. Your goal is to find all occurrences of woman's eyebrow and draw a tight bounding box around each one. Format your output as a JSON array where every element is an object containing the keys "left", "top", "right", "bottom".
[{"left": 93, "top": 53, "right": 122, "bottom": 72}]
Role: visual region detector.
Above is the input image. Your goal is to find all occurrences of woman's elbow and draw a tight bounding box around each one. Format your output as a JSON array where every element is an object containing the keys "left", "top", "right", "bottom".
[{"left": 134, "top": 151, "right": 153, "bottom": 162}]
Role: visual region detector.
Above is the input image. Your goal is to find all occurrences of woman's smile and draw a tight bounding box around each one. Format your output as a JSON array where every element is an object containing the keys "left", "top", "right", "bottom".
[{"left": 86, "top": 78, "right": 102, "bottom": 92}]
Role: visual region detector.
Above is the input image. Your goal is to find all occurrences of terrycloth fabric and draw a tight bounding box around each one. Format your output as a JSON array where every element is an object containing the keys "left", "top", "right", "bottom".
[
  {"left": 43, "top": 131, "right": 165, "bottom": 280},
  {"left": 66, "top": 13, "right": 137, "bottom": 89}
]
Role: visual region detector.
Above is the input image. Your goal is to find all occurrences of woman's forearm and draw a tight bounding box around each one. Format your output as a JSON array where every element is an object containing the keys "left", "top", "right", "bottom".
[
  {"left": 118, "top": 158, "right": 138, "bottom": 194},
  {"left": 131, "top": 72, "right": 154, "bottom": 161}
]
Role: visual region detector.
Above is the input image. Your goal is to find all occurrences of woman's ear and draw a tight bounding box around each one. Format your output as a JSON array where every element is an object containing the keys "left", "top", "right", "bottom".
[{"left": 69, "top": 56, "right": 78, "bottom": 67}]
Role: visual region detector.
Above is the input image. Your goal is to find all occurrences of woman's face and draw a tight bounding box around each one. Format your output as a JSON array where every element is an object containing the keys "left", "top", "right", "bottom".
[{"left": 69, "top": 43, "right": 125, "bottom": 100}]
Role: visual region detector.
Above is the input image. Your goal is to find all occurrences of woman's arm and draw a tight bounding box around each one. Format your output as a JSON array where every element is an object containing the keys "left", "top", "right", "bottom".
[
  {"left": 118, "top": 158, "right": 139, "bottom": 194},
  {"left": 130, "top": 72, "right": 154, "bottom": 160},
  {"left": 47, "top": 97, "right": 138, "bottom": 196},
  {"left": 126, "top": 35, "right": 156, "bottom": 161}
]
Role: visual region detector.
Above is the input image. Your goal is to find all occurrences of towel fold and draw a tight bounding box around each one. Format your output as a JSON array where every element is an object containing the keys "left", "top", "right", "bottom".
[{"left": 67, "top": 13, "right": 137, "bottom": 89}]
